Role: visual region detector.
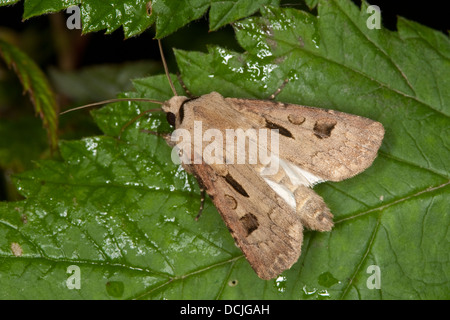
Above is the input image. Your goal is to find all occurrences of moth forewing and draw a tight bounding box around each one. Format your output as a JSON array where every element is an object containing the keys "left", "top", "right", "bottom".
[
  {"left": 229, "top": 97, "right": 385, "bottom": 181},
  {"left": 191, "top": 157, "right": 305, "bottom": 280}
]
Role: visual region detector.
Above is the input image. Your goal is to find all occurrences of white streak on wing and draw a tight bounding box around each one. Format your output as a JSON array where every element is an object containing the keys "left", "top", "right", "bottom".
[
  {"left": 264, "top": 178, "right": 296, "bottom": 210},
  {"left": 260, "top": 154, "right": 324, "bottom": 187},
  {"left": 260, "top": 154, "right": 326, "bottom": 209},
  {"left": 276, "top": 158, "right": 323, "bottom": 187}
]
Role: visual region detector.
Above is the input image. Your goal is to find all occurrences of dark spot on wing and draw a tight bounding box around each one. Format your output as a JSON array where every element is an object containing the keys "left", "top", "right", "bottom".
[
  {"left": 313, "top": 119, "right": 337, "bottom": 139},
  {"left": 240, "top": 213, "right": 259, "bottom": 236},
  {"left": 224, "top": 194, "right": 238, "bottom": 210},
  {"left": 288, "top": 114, "right": 305, "bottom": 125},
  {"left": 265, "top": 119, "right": 293, "bottom": 138},
  {"left": 224, "top": 174, "right": 249, "bottom": 197}
]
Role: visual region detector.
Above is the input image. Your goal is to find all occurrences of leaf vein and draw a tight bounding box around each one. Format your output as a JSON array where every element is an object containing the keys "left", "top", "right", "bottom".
[{"left": 335, "top": 180, "right": 450, "bottom": 224}]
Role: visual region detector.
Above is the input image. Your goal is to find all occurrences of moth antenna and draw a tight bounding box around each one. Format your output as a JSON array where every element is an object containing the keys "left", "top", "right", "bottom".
[
  {"left": 158, "top": 39, "right": 178, "bottom": 97},
  {"left": 176, "top": 72, "right": 194, "bottom": 98},
  {"left": 59, "top": 98, "right": 163, "bottom": 115},
  {"left": 140, "top": 129, "right": 171, "bottom": 139},
  {"left": 118, "top": 108, "right": 162, "bottom": 140}
]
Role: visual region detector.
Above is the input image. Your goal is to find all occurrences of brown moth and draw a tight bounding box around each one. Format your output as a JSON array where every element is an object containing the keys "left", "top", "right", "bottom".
[
  {"left": 63, "top": 40, "right": 384, "bottom": 280},
  {"left": 163, "top": 93, "right": 384, "bottom": 280}
]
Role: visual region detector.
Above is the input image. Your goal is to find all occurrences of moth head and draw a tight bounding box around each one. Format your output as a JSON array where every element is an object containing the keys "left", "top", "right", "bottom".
[{"left": 162, "top": 96, "right": 190, "bottom": 127}]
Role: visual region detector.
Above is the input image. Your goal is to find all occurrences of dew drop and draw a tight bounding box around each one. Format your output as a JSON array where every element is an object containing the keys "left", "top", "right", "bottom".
[
  {"left": 302, "top": 285, "right": 317, "bottom": 296},
  {"left": 274, "top": 275, "right": 287, "bottom": 293}
]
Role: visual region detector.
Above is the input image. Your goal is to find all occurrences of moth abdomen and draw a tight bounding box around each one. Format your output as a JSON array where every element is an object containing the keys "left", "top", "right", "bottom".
[{"left": 294, "top": 186, "right": 333, "bottom": 232}]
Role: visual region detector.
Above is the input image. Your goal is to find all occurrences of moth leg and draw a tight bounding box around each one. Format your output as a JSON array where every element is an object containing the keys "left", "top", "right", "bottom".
[
  {"left": 268, "top": 79, "right": 289, "bottom": 100},
  {"left": 294, "top": 186, "right": 334, "bottom": 232},
  {"left": 176, "top": 72, "right": 194, "bottom": 98},
  {"left": 195, "top": 189, "right": 206, "bottom": 221}
]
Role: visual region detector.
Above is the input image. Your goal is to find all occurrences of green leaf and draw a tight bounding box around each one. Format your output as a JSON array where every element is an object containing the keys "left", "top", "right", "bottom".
[
  {"left": 209, "top": 0, "right": 279, "bottom": 31},
  {"left": 0, "top": 39, "right": 58, "bottom": 151},
  {"left": 1, "top": 0, "right": 279, "bottom": 38},
  {"left": 18, "top": 0, "right": 152, "bottom": 38},
  {"left": 79, "top": 0, "right": 154, "bottom": 37},
  {"left": 153, "top": 0, "right": 280, "bottom": 38},
  {"left": 1, "top": 0, "right": 449, "bottom": 299},
  {"left": 305, "top": 0, "right": 318, "bottom": 9},
  {"left": 22, "top": 0, "right": 79, "bottom": 18}
]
